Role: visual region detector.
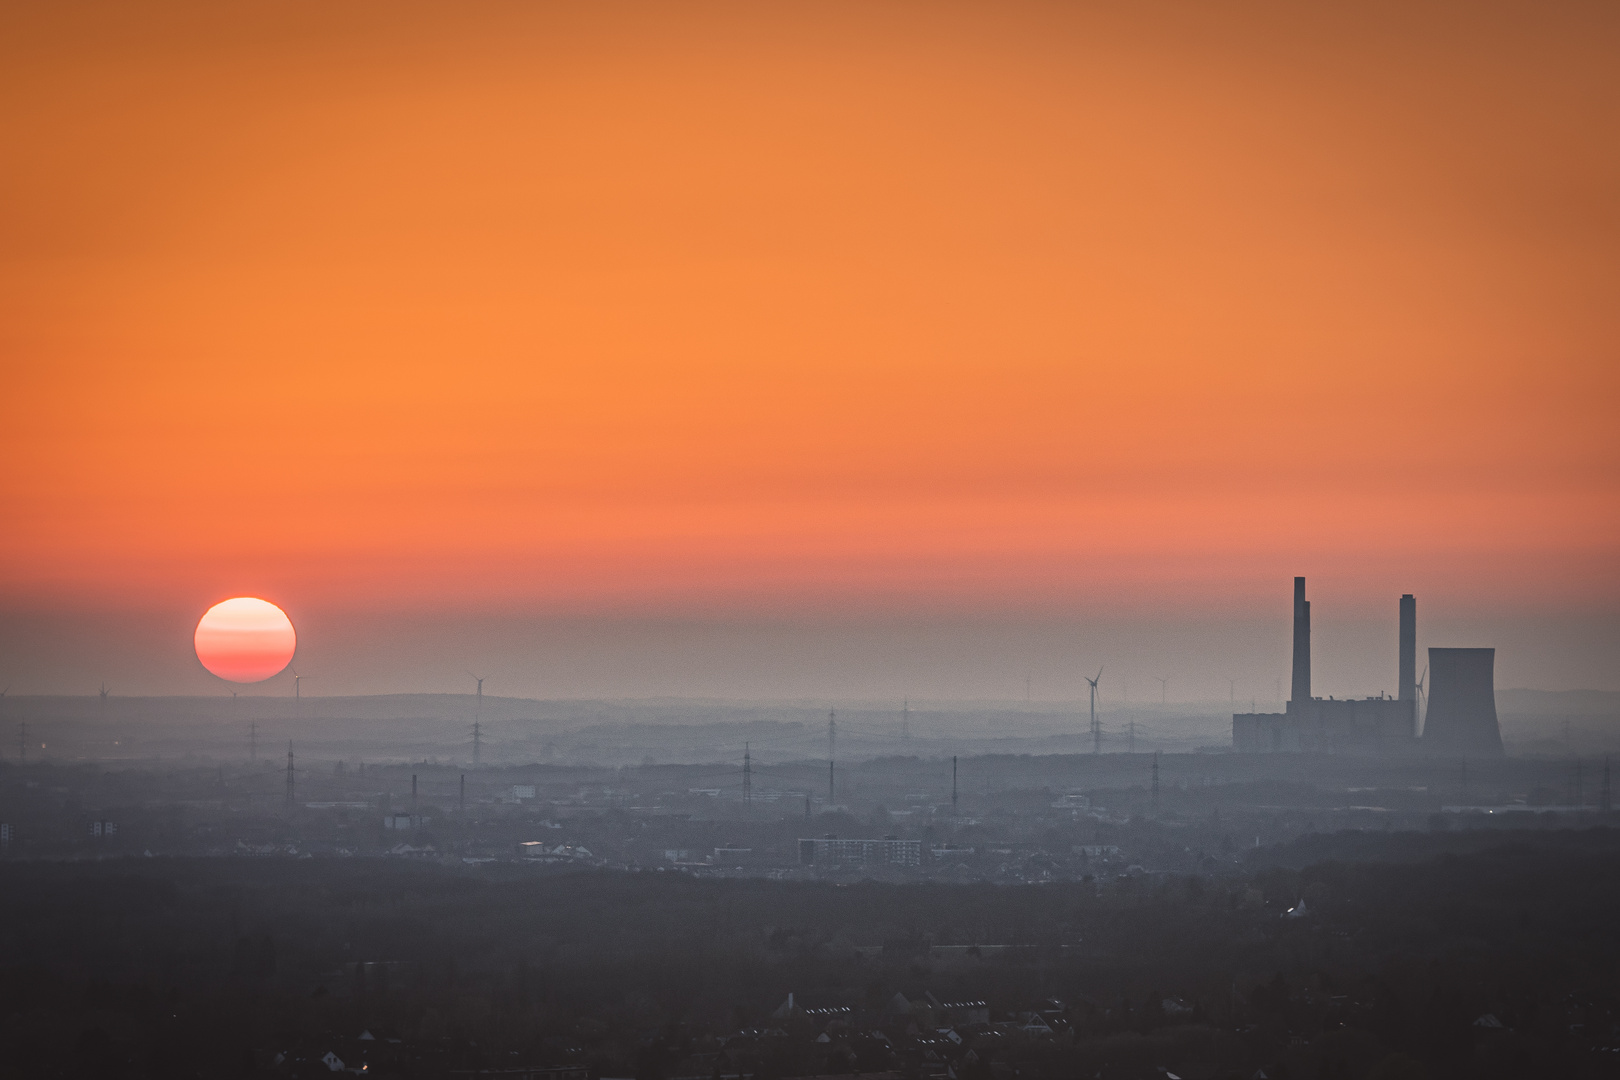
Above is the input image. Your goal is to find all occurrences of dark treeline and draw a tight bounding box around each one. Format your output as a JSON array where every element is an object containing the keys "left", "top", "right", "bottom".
[{"left": 4, "top": 830, "right": 1620, "bottom": 1078}]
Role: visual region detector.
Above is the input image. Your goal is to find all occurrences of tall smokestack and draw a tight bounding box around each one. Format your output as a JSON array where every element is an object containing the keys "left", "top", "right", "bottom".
[
  {"left": 1290, "top": 577, "right": 1311, "bottom": 704},
  {"left": 1398, "top": 594, "right": 1417, "bottom": 729}
]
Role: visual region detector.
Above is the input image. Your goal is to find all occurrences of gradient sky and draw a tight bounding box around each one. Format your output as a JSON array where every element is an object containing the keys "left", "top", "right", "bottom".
[{"left": 2, "top": 1, "right": 1616, "bottom": 695}]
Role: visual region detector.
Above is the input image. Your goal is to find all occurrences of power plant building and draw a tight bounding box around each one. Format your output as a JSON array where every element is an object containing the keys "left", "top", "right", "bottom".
[{"left": 1233, "top": 578, "right": 1502, "bottom": 755}]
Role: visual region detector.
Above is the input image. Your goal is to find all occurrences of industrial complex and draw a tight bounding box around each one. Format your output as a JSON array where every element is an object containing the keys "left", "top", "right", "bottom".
[{"left": 1232, "top": 577, "right": 1503, "bottom": 755}]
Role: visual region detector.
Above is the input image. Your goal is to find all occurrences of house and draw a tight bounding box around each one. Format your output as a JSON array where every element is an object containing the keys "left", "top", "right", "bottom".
[
  {"left": 383, "top": 814, "right": 428, "bottom": 830},
  {"left": 927, "top": 994, "right": 991, "bottom": 1026}
]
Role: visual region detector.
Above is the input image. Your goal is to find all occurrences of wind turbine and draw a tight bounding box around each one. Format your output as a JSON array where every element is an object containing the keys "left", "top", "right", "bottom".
[
  {"left": 1154, "top": 675, "right": 1170, "bottom": 704},
  {"left": 1085, "top": 668, "right": 1103, "bottom": 755},
  {"left": 467, "top": 672, "right": 490, "bottom": 714},
  {"left": 1415, "top": 664, "right": 1429, "bottom": 735},
  {"left": 291, "top": 669, "right": 303, "bottom": 700}
]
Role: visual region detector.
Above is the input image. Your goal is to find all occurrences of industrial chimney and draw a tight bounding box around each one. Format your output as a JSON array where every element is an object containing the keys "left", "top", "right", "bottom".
[
  {"left": 1398, "top": 594, "right": 1417, "bottom": 734},
  {"left": 1290, "top": 577, "right": 1311, "bottom": 705},
  {"left": 1422, "top": 648, "right": 1503, "bottom": 756}
]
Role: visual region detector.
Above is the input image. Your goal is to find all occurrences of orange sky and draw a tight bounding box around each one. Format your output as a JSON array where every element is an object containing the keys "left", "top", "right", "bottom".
[{"left": 3, "top": 0, "right": 1617, "bottom": 628}]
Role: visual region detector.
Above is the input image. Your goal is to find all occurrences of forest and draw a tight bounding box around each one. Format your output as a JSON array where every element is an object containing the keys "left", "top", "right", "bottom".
[{"left": 3, "top": 828, "right": 1620, "bottom": 1078}]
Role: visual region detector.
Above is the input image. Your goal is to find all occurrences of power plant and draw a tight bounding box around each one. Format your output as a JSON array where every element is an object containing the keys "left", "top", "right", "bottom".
[
  {"left": 1420, "top": 647, "right": 1504, "bottom": 756},
  {"left": 1232, "top": 577, "right": 1503, "bottom": 755}
]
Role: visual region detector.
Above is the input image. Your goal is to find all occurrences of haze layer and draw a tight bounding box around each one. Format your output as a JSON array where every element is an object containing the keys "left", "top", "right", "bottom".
[{"left": 2, "top": 1, "right": 1616, "bottom": 693}]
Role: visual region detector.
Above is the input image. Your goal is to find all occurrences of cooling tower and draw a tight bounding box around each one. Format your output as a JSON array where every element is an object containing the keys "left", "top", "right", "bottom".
[{"left": 1421, "top": 647, "right": 1502, "bottom": 756}]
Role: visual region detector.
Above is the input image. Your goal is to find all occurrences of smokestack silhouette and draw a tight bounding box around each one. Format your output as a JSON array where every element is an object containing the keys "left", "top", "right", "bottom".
[
  {"left": 1399, "top": 594, "right": 1417, "bottom": 733},
  {"left": 1422, "top": 648, "right": 1503, "bottom": 757},
  {"left": 1290, "top": 577, "right": 1311, "bottom": 704}
]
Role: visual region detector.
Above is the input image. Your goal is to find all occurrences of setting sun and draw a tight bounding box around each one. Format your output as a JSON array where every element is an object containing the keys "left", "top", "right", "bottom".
[{"left": 192, "top": 597, "right": 296, "bottom": 683}]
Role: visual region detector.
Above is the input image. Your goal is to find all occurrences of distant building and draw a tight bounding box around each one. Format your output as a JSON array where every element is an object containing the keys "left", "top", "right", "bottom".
[
  {"left": 930, "top": 844, "right": 975, "bottom": 859},
  {"left": 520, "top": 842, "right": 593, "bottom": 861},
  {"left": 927, "top": 994, "right": 991, "bottom": 1025},
  {"left": 1234, "top": 578, "right": 1454, "bottom": 753},
  {"left": 798, "top": 837, "right": 921, "bottom": 867},
  {"left": 1072, "top": 844, "right": 1120, "bottom": 859},
  {"left": 383, "top": 814, "right": 427, "bottom": 830},
  {"left": 89, "top": 820, "right": 116, "bottom": 837}
]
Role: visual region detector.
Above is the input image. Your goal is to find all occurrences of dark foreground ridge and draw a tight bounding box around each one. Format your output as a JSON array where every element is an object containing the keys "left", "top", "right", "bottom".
[{"left": 4, "top": 829, "right": 1620, "bottom": 1079}]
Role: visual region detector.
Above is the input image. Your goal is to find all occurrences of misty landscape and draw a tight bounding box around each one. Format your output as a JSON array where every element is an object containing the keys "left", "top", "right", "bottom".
[
  {"left": 6, "top": 682, "right": 1620, "bottom": 1078},
  {"left": 4, "top": 1, "right": 1619, "bottom": 1079}
]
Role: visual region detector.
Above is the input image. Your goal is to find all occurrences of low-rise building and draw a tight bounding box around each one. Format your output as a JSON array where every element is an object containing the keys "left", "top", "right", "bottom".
[{"left": 798, "top": 837, "right": 921, "bottom": 867}]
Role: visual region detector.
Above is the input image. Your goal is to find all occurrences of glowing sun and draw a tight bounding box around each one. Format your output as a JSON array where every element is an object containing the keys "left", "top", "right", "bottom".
[{"left": 194, "top": 597, "right": 297, "bottom": 683}]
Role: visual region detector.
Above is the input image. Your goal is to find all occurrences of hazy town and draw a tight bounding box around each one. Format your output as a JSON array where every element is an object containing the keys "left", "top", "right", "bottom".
[{"left": 5, "top": 2, "right": 1618, "bottom": 1079}]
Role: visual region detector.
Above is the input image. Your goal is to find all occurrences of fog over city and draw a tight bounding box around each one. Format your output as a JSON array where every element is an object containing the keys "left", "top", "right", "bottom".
[{"left": 4, "top": 1, "right": 1618, "bottom": 1078}]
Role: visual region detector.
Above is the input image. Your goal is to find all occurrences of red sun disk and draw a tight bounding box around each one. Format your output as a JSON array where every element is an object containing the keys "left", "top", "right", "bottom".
[{"left": 194, "top": 597, "right": 297, "bottom": 683}]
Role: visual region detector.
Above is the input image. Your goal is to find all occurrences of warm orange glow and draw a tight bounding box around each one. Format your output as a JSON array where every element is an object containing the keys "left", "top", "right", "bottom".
[
  {"left": 0, "top": 2, "right": 1615, "bottom": 620},
  {"left": 194, "top": 597, "right": 297, "bottom": 682}
]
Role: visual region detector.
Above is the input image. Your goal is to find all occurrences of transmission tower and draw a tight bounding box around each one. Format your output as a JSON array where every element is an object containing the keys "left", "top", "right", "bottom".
[
  {"left": 284, "top": 741, "right": 295, "bottom": 806},
  {"left": 743, "top": 742, "right": 752, "bottom": 804}
]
